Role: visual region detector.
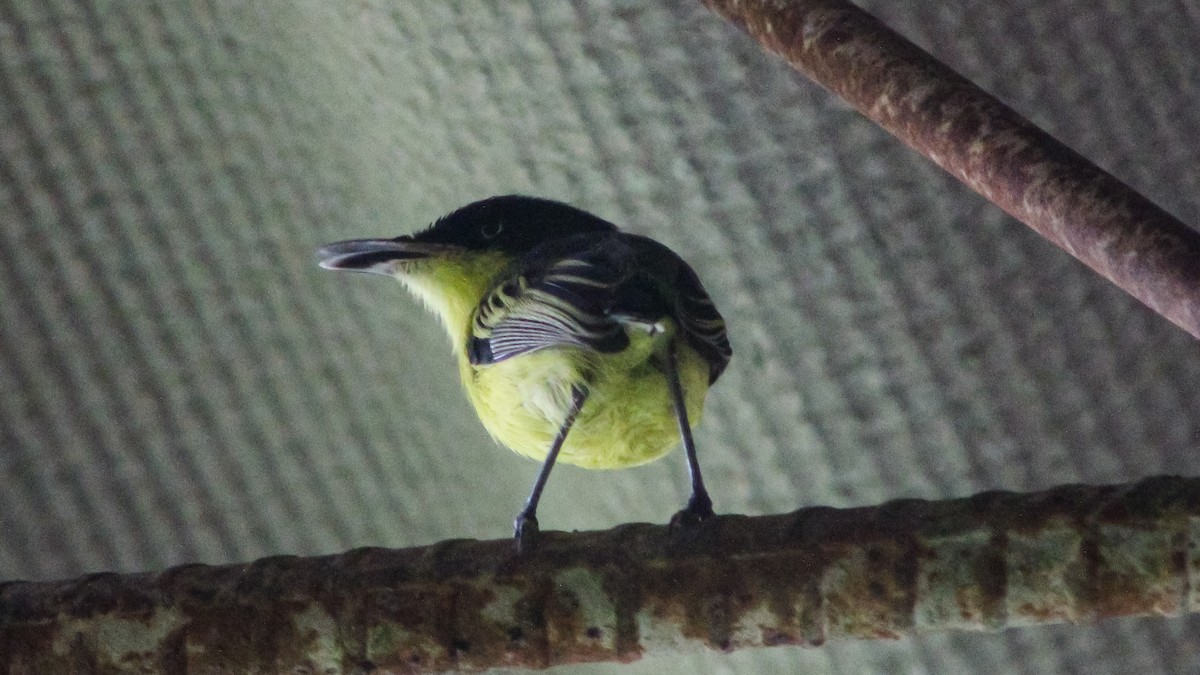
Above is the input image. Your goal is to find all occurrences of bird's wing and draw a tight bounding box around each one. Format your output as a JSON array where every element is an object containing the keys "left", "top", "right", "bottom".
[
  {"left": 675, "top": 264, "right": 732, "bottom": 384},
  {"left": 467, "top": 257, "right": 629, "bottom": 365},
  {"left": 468, "top": 236, "right": 732, "bottom": 384}
]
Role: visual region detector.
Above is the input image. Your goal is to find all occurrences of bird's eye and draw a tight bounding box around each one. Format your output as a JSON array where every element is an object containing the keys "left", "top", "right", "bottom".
[{"left": 481, "top": 221, "right": 504, "bottom": 239}]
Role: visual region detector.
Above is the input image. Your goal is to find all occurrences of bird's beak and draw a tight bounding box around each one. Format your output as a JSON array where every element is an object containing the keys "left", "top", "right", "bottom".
[{"left": 315, "top": 237, "right": 462, "bottom": 275}]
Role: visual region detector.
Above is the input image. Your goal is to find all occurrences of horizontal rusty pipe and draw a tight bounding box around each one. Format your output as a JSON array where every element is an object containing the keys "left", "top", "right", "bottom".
[
  {"left": 2, "top": 476, "right": 1198, "bottom": 672},
  {"left": 699, "top": 0, "right": 1200, "bottom": 339}
]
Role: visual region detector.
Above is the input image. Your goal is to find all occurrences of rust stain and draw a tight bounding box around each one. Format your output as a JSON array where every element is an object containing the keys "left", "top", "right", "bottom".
[{"left": 2, "top": 477, "right": 1198, "bottom": 671}]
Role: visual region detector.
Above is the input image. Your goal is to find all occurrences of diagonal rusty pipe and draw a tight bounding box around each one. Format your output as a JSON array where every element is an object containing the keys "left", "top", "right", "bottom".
[{"left": 699, "top": 0, "right": 1200, "bottom": 339}]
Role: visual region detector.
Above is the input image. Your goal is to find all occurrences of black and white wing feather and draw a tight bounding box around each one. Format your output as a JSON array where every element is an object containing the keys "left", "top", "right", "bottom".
[
  {"left": 467, "top": 234, "right": 731, "bottom": 384},
  {"left": 676, "top": 264, "right": 732, "bottom": 383},
  {"left": 468, "top": 257, "right": 629, "bottom": 365}
]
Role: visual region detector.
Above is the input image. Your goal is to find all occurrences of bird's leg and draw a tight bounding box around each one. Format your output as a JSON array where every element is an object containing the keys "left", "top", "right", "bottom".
[
  {"left": 665, "top": 340, "right": 715, "bottom": 527},
  {"left": 514, "top": 385, "right": 589, "bottom": 554}
]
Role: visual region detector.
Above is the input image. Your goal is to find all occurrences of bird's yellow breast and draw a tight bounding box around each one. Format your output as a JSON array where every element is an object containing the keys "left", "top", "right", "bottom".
[
  {"left": 460, "top": 330, "right": 711, "bottom": 469},
  {"left": 396, "top": 256, "right": 711, "bottom": 470}
]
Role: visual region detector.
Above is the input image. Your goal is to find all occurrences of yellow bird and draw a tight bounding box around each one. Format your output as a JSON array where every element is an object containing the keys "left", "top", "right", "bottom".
[{"left": 317, "top": 195, "right": 731, "bottom": 551}]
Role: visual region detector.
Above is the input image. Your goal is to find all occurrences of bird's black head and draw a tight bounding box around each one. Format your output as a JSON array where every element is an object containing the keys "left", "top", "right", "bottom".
[
  {"left": 316, "top": 195, "right": 618, "bottom": 275},
  {"left": 413, "top": 195, "right": 618, "bottom": 255}
]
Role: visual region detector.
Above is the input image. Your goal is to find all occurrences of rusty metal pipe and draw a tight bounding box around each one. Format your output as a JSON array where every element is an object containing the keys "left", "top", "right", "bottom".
[
  {"left": 699, "top": 0, "right": 1200, "bottom": 339},
  {"left": 2, "top": 476, "right": 1198, "bottom": 672}
]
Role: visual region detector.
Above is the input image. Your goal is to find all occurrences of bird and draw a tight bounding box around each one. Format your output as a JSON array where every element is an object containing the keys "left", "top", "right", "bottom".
[{"left": 316, "top": 195, "right": 732, "bottom": 552}]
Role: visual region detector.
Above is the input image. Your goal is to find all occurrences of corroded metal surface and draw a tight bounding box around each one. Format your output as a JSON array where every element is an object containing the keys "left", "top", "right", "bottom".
[
  {"left": 1, "top": 477, "right": 1198, "bottom": 672},
  {"left": 699, "top": 0, "right": 1200, "bottom": 339}
]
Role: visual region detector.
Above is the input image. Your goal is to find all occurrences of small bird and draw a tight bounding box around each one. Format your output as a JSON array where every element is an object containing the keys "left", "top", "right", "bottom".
[{"left": 316, "top": 195, "right": 731, "bottom": 552}]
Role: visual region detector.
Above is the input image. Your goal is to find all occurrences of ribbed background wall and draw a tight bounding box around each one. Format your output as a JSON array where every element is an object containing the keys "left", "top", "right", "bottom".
[{"left": 1, "top": 1, "right": 1198, "bottom": 672}]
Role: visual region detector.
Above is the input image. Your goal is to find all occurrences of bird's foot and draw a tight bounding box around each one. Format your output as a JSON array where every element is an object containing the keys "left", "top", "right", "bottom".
[
  {"left": 669, "top": 492, "right": 715, "bottom": 529},
  {"left": 513, "top": 512, "right": 540, "bottom": 555}
]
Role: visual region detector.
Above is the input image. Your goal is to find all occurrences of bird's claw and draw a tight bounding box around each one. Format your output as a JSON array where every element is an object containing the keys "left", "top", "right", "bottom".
[
  {"left": 513, "top": 513, "right": 540, "bottom": 555},
  {"left": 669, "top": 493, "right": 715, "bottom": 529}
]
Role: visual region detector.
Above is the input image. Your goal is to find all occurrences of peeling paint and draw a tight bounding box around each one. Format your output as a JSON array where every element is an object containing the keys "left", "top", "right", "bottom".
[
  {"left": 551, "top": 566, "right": 617, "bottom": 653},
  {"left": 291, "top": 603, "right": 341, "bottom": 673}
]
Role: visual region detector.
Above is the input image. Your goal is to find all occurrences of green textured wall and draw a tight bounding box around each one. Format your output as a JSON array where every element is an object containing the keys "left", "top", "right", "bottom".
[{"left": 2, "top": 1, "right": 1198, "bottom": 672}]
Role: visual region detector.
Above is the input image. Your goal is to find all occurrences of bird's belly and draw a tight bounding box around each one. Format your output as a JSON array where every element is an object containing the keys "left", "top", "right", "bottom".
[{"left": 460, "top": 342, "right": 710, "bottom": 470}]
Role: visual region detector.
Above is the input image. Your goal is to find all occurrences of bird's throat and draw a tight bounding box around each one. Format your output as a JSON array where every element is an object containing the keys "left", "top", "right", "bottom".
[{"left": 395, "top": 252, "right": 510, "bottom": 345}]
